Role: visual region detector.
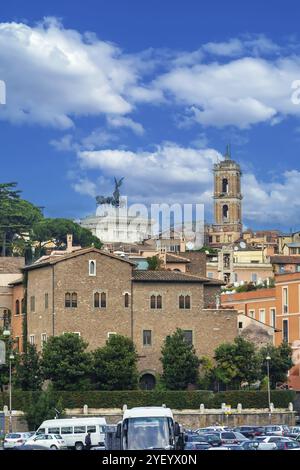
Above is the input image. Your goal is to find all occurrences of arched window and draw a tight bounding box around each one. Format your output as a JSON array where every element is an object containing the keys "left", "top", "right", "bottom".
[
  {"left": 65, "top": 293, "right": 71, "bottom": 308},
  {"left": 94, "top": 292, "right": 100, "bottom": 308},
  {"left": 124, "top": 293, "right": 130, "bottom": 308},
  {"left": 156, "top": 295, "right": 162, "bottom": 309},
  {"left": 179, "top": 295, "right": 191, "bottom": 309},
  {"left": 89, "top": 260, "right": 96, "bottom": 276},
  {"left": 223, "top": 204, "right": 229, "bottom": 220},
  {"left": 71, "top": 292, "right": 77, "bottom": 308},
  {"left": 222, "top": 178, "right": 229, "bottom": 194},
  {"left": 150, "top": 295, "right": 156, "bottom": 309},
  {"left": 185, "top": 295, "right": 191, "bottom": 309},
  {"left": 15, "top": 299, "right": 20, "bottom": 315},
  {"left": 101, "top": 292, "right": 106, "bottom": 308},
  {"left": 21, "top": 298, "right": 25, "bottom": 314}
]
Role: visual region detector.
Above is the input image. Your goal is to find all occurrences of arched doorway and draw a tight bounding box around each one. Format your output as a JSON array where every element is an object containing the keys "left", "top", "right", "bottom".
[{"left": 139, "top": 373, "right": 156, "bottom": 390}]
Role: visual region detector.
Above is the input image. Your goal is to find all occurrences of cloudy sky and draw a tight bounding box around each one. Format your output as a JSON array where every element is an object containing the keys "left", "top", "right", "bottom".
[{"left": 1, "top": 0, "right": 300, "bottom": 230}]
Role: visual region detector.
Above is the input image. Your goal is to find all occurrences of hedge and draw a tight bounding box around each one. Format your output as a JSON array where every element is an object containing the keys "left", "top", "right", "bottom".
[{"left": 0, "top": 390, "right": 296, "bottom": 411}]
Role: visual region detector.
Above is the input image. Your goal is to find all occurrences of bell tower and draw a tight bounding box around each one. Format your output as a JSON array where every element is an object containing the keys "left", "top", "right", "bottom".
[{"left": 211, "top": 145, "right": 242, "bottom": 243}]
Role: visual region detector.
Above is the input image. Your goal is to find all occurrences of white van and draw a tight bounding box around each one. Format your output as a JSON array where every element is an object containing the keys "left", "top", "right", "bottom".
[{"left": 36, "top": 417, "right": 107, "bottom": 450}]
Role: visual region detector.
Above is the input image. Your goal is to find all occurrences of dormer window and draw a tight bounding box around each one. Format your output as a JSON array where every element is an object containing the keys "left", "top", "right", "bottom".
[{"left": 89, "top": 260, "right": 96, "bottom": 276}]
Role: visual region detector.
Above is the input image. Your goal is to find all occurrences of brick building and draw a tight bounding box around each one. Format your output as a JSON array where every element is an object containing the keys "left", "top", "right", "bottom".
[{"left": 22, "top": 247, "right": 238, "bottom": 389}]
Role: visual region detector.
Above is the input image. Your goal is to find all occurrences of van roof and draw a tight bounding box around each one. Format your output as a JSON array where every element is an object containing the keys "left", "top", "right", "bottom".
[
  {"left": 123, "top": 407, "right": 173, "bottom": 419},
  {"left": 39, "top": 417, "right": 107, "bottom": 426}
]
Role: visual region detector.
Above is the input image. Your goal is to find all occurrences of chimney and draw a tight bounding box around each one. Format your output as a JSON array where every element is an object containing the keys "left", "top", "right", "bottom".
[
  {"left": 66, "top": 234, "right": 73, "bottom": 252},
  {"left": 180, "top": 238, "right": 186, "bottom": 253}
]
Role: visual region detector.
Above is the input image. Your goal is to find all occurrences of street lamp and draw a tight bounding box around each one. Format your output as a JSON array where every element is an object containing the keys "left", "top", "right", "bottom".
[
  {"left": 266, "top": 355, "right": 271, "bottom": 411},
  {"left": 8, "top": 352, "right": 14, "bottom": 433}
]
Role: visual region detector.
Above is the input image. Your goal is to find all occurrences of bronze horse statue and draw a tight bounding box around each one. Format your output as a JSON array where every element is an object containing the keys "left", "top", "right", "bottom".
[{"left": 96, "top": 177, "right": 124, "bottom": 207}]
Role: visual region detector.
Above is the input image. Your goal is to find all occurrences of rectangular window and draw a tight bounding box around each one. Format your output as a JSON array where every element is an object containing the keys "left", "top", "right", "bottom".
[
  {"left": 207, "top": 272, "right": 213, "bottom": 279},
  {"left": 100, "top": 292, "right": 107, "bottom": 308},
  {"left": 87, "top": 426, "right": 96, "bottom": 433},
  {"left": 238, "top": 322, "right": 243, "bottom": 329},
  {"left": 249, "top": 310, "right": 255, "bottom": 319},
  {"left": 30, "top": 296, "right": 35, "bottom": 312},
  {"left": 41, "top": 333, "right": 47, "bottom": 347},
  {"left": 183, "top": 330, "right": 193, "bottom": 345},
  {"left": 234, "top": 273, "right": 238, "bottom": 283},
  {"left": 48, "top": 427, "right": 60, "bottom": 434},
  {"left": 270, "top": 308, "right": 276, "bottom": 328},
  {"left": 259, "top": 309, "right": 266, "bottom": 323},
  {"left": 29, "top": 335, "right": 35, "bottom": 345},
  {"left": 143, "top": 330, "right": 152, "bottom": 346},
  {"left": 107, "top": 332, "right": 116, "bottom": 338},
  {"left": 15, "top": 337, "right": 20, "bottom": 352},
  {"left": 61, "top": 427, "right": 73, "bottom": 434},
  {"left": 45, "top": 293, "right": 48, "bottom": 310},
  {"left": 74, "top": 426, "right": 86, "bottom": 434},
  {"left": 283, "top": 287, "right": 288, "bottom": 314},
  {"left": 283, "top": 319, "right": 289, "bottom": 343},
  {"left": 251, "top": 273, "right": 258, "bottom": 283}
]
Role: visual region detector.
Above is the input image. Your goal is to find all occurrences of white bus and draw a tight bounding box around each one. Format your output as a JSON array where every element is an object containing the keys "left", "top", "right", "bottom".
[{"left": 36, "top": 417, "right": 107, "bottom": 450}]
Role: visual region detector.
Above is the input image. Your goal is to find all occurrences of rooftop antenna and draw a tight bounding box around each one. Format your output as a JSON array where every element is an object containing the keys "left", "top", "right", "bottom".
[{"left": 225, "top": 143, "right": 231, "bottom": 160}]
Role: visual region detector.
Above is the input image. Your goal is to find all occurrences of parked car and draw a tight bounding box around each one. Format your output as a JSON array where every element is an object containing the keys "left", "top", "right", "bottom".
[
  {"left": 214, "top": 431, "right": 249, "bottom": 445},
  {"left": 275, "top": 441, "right": 300, "bottom": 450},
  {"left": 224, "top": 444, "right": 244, "bottom": 451},
  {"left": 263, "top": 425, "right": 290, "bottom": 436},
  {"left": 3, "top": 432, "right": 32, "bottom": 449},
  {"left": 13, "top": 444, "right": 54, "bottom": 451},
  {"left": 240, "top": 441, "right": 259, "bottom": 450},
  {"left": 260, "top": 436, "right": 293, "bottom": 444},
  {"left": 24, "top": 434, "right": 67, "bottom": 450},
  {"left": 184, "top": 442, "right": 211, "bottom": 450},
  {"left": 233, "top": 426, "right": 265, "bottom": 439},
  {"left": 196, "top": 426, "right": 230, "bottom": 433},
  {"left": 200, "top": 433, "right": 222, "bottom": 447},
  {"left": 184, "top": 433, "right": 209, "bottom": 449}
]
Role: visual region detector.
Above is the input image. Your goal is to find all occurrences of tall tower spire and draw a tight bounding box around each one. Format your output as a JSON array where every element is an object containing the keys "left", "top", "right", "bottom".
[{"left": 209, "top": 148, "right": 243, "bottom": 245}]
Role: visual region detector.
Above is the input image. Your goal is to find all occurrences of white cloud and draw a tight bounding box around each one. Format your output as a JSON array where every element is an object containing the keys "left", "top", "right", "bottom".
[
  {"left": 155, "top": 56, "right": 300, "bottom": 128},
  {"left": 0, "top": 18, "right": 151, "bottom": 128},
  {"left": 77, "top": 143, "right": 221, "bottom": 204},
  {"left": 74, "top": 141, "right": 300, "bottom": 225},
  {"left": 107, "top": 116, "right": 145, "bottom": 135},
  {"left": 72, "top": 178, "right": 97, "bottom": 197}
]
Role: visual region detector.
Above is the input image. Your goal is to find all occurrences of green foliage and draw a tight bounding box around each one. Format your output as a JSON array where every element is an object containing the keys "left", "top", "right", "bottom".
[
  {"left": 22, "top": 387, "right": 65, "bottom": 431},
  {"left": 32, "top": 218, "right": 102, "bottom": 259},
  {"left": 0, "top": 328, "right": 16, "bottom": 392},
  {"left": 0, "top": 389, "right": 295, "bottom": 411},
  {"left": 41, "top": 334, "right": 93, "bottom": 391},
  {"left": 92, "top": 335, "right": 138, "bottom": 390},
  {"left": 14, "top": 344, "right": 43, "bottom": 391},
  {"left": 0, "top": 182, "right": 43, "bottom": 257},
  {"left": 161, "top": 329, "right": 200, "bottom": 390},
  {"left": 146, "top": 255, "right": 162, "bottom": 271},
  {"left": 198, "top": 356, "right": 215, "bottom": 390},
  {"left": 258, "top": 343, "right": 293, "bottom": 388}
]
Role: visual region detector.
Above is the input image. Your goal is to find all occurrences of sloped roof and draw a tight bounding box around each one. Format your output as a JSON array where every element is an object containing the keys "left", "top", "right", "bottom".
[
  {"left": 165, "top": 253, "right": 190, "bottom": 264},
  {"left": 0, "top": 257, "right": 25, "bottom": 273},
  {"left": 132, "top": 270, "right": 224, "bottom": 285},
  {"left": 271, "top": 255, "right": 300, "bottom": 264},
  {"left": 23, "top": 247, "right": 136, "bottom": 271}
]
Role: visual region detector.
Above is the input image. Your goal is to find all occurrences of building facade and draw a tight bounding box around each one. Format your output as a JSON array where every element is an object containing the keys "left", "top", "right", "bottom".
[{"left": 22, "top": 247, "right": 238, "bottom": 389}]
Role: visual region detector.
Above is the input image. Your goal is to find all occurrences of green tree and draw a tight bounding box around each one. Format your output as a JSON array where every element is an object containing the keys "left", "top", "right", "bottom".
[
  {"left": 146, "top": 255, "right": 162, "bottom": 271},
  {"left": 93, "top": 335, "right": 138, "bottom": 390},
  {"left": 32, "top": 218, "right": 102, "bottom": 259},
  {"left": 198, "top": 356, "right": 215, "bottom": 390},
  {"left": 161, "top": 329, "right": 200, "bottom": 390},
  {"left": 14, "top": 344, "right": 42, "bottom": 391},
  {"left": 0, "top": 182, "right": 43, "bottom": 257},
  {"left": 214, "top": 337, "right": 261, "bottom": 389},
  {"left": 41, "top": 334, "right": 93, "bottom": 391},
  {"left": 259, "top": 342, "right": 293, "bottom": 388},
  {"left": 23, "top": 388, "right": 65, "bottom": 431}
]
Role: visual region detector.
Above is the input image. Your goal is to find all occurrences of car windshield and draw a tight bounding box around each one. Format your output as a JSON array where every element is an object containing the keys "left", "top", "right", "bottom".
[{"left": 126, "top": 417, "right": 172, "bottom": 450}]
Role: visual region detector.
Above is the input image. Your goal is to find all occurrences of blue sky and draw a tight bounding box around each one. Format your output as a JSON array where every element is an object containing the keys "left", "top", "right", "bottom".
[{"left": 1, "top": 0, "right": 300, "bottom": 230}]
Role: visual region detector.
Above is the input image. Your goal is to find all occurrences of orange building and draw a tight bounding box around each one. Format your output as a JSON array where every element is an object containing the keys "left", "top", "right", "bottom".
[
  {"left": 9, "top": 278, "right": 25, "bottom": 353},
  {"left": 221, "top": 272, "right": 300, "bottom": 390}
]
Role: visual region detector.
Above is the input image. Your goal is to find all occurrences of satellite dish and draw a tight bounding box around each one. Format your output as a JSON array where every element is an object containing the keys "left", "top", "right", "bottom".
[
  {"left": 240, "top": 241, "right": 247, "bottom": 249},
  {"left": 186, "top": 242, "right": 194, "bottom": 250},
  {"left": 234, "top": 246, "right": 239, "bottom": 251}
]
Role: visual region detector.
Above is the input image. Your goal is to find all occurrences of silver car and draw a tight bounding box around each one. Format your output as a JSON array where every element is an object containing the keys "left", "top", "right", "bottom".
[{"left": 3, "top": 432, "right": 32, "bottom": 449}]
